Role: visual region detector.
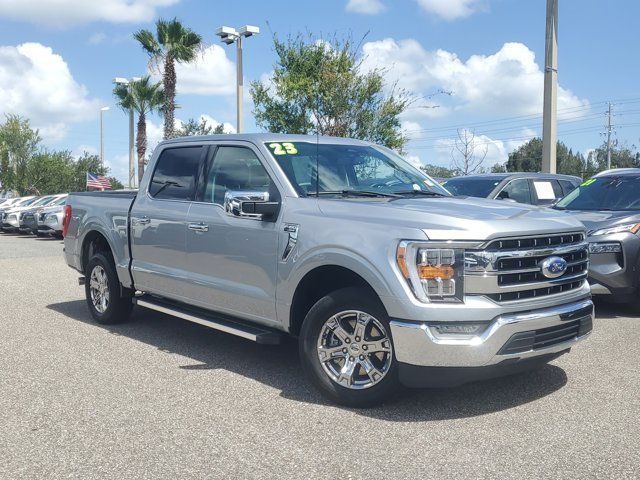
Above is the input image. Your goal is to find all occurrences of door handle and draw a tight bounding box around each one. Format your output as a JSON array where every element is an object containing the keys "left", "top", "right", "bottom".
[
  {"left": 134, "top": 216, "right": 150, "bottom": 225},
  {"left": 188, "top": 222, "right": 209, "bottom": 233}
]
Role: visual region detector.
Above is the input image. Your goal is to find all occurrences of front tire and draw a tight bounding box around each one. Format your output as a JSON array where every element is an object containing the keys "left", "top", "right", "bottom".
[
  {"left": 299, "top": 287, "right": 400, "bottom": 407},
  {"left": 85, "top": 253, "right": 133, "bottom": 324}
]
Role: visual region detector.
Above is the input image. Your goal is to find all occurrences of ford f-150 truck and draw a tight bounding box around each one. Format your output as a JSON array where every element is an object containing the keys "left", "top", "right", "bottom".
[{"left": 63, "top": 134, "right": 593, "bottom": 407}]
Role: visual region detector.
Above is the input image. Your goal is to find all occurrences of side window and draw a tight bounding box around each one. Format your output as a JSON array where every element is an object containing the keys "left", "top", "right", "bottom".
[
  {"left": 204, "top": 146, "right": 273, "bottom": 205},
  {"left": 532, "top": 180, "right": 563, "bottom": 205},
  {"left": 149, "top": 146, "right": 202, "bottom": 200},
  {"left": 559, "top": 180, "right": 577, "bottom": 196},
  {"left": 499, "top": 178, "right": 531, "bottom": 204}
]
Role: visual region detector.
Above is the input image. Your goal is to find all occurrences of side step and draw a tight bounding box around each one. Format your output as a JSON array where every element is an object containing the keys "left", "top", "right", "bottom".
[{"left": 134, "top": 296, "right": 284, "bottom": 345}]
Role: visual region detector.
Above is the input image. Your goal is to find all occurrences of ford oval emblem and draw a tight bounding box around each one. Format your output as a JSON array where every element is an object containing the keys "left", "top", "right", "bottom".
[{"left": 540, "top": 256, "right": 568, "bottom": 279}]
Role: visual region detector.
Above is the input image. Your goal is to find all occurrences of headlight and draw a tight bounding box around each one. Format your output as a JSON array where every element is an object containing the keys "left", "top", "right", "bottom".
[
  {"left": 589, "top": 223, "right": 640, "bottom": 236},
  {"left": 397, "top": 242, "right": 464, "bottom": 303}
]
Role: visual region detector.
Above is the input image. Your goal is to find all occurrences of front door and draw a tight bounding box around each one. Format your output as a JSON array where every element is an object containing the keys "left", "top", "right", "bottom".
[
  {"left": 184, "top": 144, "right": 281, "bottom": 325},
  {"left": 130, "top": 145, "right": 204, "bottom": 300}
]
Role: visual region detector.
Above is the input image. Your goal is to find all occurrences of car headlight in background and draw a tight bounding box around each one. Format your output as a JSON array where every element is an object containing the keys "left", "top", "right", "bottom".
[
  {"left": 589, "top": 223, "right": 640, "bottom": 236},
  {"left": 397, "top": 242, "right": 464, "bottom": 303}
]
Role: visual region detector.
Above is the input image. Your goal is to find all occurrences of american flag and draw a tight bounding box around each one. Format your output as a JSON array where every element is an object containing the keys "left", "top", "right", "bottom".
[{"left": 86, "top": 172, "right": 112, "bottom": 190}]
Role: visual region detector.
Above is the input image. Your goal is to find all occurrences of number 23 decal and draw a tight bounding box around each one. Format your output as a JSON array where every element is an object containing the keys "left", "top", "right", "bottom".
[{"left": 269, "top": 142, "right": 298, "bottom": 155}]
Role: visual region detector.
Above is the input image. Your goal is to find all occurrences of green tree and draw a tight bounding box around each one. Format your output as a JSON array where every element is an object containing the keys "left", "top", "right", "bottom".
[
  {"left": 420, "top": 164, "right": 458, "bottom": 179},
  {"left": 113, "top": 76, "right": 164, "bottom": 182},
  {"left": 0, "top": 115, "right": 41, "bottom": 194},
  {"left": 176, "top": 117, "right": 226, "bottom": 136},
  {"left": 72, "top": 152, "right": 111, "bottom": 192},
  {"left": 134, "top": 18, "right": 203, "bottom": 140},
  {"left": 24, "top": 150, "right": 74, "bottom": 195},
  {"left": 251, "top": 34, "right": 412, "bottom": 150},
  {"left": 505, "top": 138, "right": 587, "bottom": 176},
  {"left": 590, "top": 142, "right": 640, "bottom": 171}
]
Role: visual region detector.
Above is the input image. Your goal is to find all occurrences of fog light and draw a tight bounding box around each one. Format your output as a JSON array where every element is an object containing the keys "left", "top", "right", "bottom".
[
  {"left": 432, "top": 324, "right": 485, "bottom": 335},
  {"left": 589, "top": 242, "right": 621, "bottom": 254}
]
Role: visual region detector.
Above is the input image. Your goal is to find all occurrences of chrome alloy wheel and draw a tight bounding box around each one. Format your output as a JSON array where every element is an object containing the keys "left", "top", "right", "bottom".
[
  {"left": 317, "top": 310, "right": 393, "bottom": 390},
  {"left": 89, "top": 265, "right": 110, "bottom": 314}
]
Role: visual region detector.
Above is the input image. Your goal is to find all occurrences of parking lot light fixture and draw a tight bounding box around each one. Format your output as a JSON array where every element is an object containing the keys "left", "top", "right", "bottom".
[{"left": 215, "top": 25, "right": 260, "bottom": 133}]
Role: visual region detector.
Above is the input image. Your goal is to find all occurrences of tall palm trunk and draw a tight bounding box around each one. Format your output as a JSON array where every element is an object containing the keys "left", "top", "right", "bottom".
[
  {"left": 136, "top": 111, "right": 147, "bottom": 184},
  {"left": 163, "top": 55, "right": 176, "bottom": 139}
]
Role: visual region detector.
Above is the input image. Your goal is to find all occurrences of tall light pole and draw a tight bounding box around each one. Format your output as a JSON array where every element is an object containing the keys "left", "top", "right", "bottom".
[
  {"left": 100, "top": 107, "right": 109, "bottom": 165},
  {"left": 113, "top": 76, "right": 141, "bottom": 188},
  {"left": 215, "top": 25, "right": 260, "bottom": 133},
  {"left": 542, "top": 0, "right": 558, "bottom": 173}
]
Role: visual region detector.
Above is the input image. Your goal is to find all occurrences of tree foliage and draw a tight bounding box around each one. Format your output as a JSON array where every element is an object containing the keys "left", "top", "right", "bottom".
[
  {"left": 0, "top": 116, "right": 119, "bottom": 195},
  {"left": 176, "top": 117, "right": 226, "bottom": 136},
  {"left": 113, "top": 76, "right": 163, "bottom": 181},
  {"left": 134, "top": 18, "right": 202, "bottom": 140},
  {"left": 504, "top": 138, "right": 587, "bottom": 176},
  {"left": 420, "top": 164, "right": 458, "bottom": 179},
  {"left": 450, "top": 129, "right": 488, "bottom": 175},
  {"left": 251, "top": 34, "right": 412, "bottom": 151}
]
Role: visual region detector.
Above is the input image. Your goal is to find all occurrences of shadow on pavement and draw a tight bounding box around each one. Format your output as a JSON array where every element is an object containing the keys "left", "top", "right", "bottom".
[
  {"left": 594, "top": 298, "right": 640, "bottom": 319},
  {"left": 48, "top": 299, "right": 568, "bottom": 420}
]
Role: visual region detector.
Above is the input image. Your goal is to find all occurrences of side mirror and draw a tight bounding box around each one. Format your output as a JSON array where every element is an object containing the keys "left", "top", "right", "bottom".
[{"left": 224, "top": 191, "right": 279, "bottom": 221}]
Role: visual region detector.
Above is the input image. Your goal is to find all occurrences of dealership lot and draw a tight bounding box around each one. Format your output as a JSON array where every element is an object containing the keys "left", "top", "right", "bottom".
[{"left": 1, "top": 233, "right": 638, "bottom": 479}]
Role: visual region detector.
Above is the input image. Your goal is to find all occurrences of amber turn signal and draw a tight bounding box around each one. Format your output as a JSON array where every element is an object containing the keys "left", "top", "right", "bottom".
[{"left": 418, "top": 265, "right": 455, "bottom": 280}]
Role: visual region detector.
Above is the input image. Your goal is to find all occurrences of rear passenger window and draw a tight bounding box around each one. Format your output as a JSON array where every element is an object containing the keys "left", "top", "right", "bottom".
[
  {"left": 559, "top": 180, "right": 577, "bottom": 196},
  {"left": 149, "top": 147, "right": 202, "bottom": 200},
  {"left": 532, "top": 180, "right": 563, "bottom": 205}
]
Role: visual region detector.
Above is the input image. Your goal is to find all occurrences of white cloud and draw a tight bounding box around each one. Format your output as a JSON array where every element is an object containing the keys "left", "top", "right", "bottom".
[
  {"left": 152, "top": 45, "right": 235, "bottom": 96},
  {"left": 404, "top": 154, "right": 424, "bottom": 168},
  {"left": 0, "top": 42, "right": 99, "bottom": 140},
  {"left": 0, "top": 0, "right": 180, "bottom": 27},
  {"left": 416, "top": 0, "right": 485, "bottom": 21},
  {"left": 88, "top": 32, "right": 107, "bottom": 45},
  {"left": 361, "top": 39, "right": 589, "bottom": 119},
  {"left": 346, "top": 0, "right": 386, "bottom": 15},
  {"left": 72, "top": 145, "right": 98, "bottom": 158}
]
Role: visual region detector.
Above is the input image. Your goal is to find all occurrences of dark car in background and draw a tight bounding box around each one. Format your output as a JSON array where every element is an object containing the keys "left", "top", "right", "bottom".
[
  {"left": 442, "top": 173, "right": 581, "bottom": 206},
  {"left": 555, "top": 168, "right": 640, "bottom": 307}
]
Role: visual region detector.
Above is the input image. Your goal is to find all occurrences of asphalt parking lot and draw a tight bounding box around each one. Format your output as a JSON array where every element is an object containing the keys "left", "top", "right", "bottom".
[{"left": 1, "top": 233, "right": 639, "bottom": 479}]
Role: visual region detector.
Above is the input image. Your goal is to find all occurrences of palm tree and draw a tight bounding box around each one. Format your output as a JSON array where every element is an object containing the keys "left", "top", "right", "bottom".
[
  {"left": 113, "top": 76, "right": 164, "bottom": 182},
  {"left": 134, "top": 18, "right": 202, "bottom": 140}
]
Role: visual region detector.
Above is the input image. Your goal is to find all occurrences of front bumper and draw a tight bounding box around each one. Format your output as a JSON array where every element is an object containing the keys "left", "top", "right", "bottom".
[
  {"left": 390, "top": 298, "right": 593, "bottom": 381},
  {"left": 587, "top": 233, "right": 640, "bottom": 299}
]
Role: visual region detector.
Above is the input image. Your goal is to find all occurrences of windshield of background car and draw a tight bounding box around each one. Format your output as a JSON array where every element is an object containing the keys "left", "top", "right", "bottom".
[
  {"left": 52, "top": 196, "right": 67, "bottom": 206},
  {"left": 442, "top": 177, "right": 502, "bottom": 197},
  {"left": 265, "top": 141, "right": 450, "bottom": 197},
  {"left": 555, "top": 175, "right": 640, "bottom": 211},
  {"left": 32, "top": 197, "right": 53, "bottom": 207},
  {"left": 17, "top": 198, "right": 38, "bottom": 207}
]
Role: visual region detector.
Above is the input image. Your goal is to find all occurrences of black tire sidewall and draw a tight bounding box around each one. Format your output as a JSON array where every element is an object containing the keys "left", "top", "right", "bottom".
[
  {"left": 84, "top": 253, "right": 131, "bottom": 324},
  {"left": 299, "top": 287, "right": 400, "bottom": 408}
]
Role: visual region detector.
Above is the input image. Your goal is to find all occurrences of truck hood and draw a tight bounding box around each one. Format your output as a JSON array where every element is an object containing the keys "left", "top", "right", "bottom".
[
  {"left": 557, "top": 209, "right": 640, "bottom": 234},
  {"left": 317, "top": 196, "right": 585, "bottom": 241}
]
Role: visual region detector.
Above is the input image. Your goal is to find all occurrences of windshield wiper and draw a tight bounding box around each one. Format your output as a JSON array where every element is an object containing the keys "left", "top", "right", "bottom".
[
  {"left": 307, "top": 190, "right": 401, "bottom": 198},
  {"left": 393, "top": 190, "right": 447, "bottom": 197}
]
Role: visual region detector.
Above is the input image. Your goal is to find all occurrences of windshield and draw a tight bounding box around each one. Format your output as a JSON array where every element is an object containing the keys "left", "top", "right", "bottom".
[
  {"left": 265, "top": 141, "right": 450, "bottom": 197},
  {"left": 31, "top": 196, "right": 53, "bottom": 207},
  {"left": 17, "top": 197, "right": 37, "bottom": 207},
  {"left": 555, "top": 175, "right": 640, "bottom": 211},
  {"left": 52, "top": 196, "right": 67, "bottom": 206},
  {"left": 442, "top": 177, "right": 503, "bottom": 197}
]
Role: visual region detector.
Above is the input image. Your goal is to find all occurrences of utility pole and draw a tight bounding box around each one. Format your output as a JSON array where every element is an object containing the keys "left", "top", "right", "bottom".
[
  {"left": 100, "top": 107, "right": 109, "bottom": 165},
  {"left": 606, "top": 102, "right": 613, "bottom": 170},
  {"left": 542, "top": 0, "right": 558, "bottom": 173}
]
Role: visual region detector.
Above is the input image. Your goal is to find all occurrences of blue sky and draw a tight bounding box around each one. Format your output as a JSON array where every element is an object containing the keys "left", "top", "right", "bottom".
[{"left": 0, "top": 0, "right": 638, "bottom": 182}]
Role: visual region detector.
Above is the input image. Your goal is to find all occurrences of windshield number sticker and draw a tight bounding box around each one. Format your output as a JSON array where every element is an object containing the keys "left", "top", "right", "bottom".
[
  {"left": 580, "top": 178, "right": 596, "bottom": 187},
  {"left": 268, "top": 142, "right": 298, "bottom": 155}
]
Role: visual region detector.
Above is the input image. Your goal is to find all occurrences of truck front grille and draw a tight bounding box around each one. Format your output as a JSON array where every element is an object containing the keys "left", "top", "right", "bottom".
[{"left": 465, "top": 232, "right": 589, "bottom": 303}]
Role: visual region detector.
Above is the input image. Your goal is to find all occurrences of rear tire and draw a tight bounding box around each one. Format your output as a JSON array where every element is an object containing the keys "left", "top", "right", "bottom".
[
  {"left": 85, "top": 253, "right": 133, "bottom": 324},
  {"left": 299, "top": 287, "right": 401, "bottom": 408}
]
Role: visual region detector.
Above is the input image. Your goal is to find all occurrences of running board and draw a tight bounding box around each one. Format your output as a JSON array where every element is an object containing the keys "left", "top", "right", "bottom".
[{"left": 134, "top": 296, "right": 284, "bottom": 345}]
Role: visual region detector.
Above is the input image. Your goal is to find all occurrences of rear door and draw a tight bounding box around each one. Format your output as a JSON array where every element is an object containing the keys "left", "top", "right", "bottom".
[
  {"left": 183, "top": 143, "right": 281, "bottom": 325},
  {"left": 130, "top": 144, "right": 205, "bottom": 300}
]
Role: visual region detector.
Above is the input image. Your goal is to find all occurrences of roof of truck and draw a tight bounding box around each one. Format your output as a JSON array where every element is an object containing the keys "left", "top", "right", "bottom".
[{"left": 159, "top": 133, "right": 371, "bottom": 146}]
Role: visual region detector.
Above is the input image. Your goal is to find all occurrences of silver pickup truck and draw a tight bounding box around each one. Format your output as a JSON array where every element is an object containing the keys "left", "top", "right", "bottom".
[{"left": 64, "top": 133, "right": 593, "bottom": 407}]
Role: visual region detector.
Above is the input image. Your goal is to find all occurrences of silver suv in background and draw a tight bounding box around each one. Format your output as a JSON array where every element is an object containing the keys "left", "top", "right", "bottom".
[
  {"left": 555, "top": 169, "right": 640, "bottom": 307},
  {"left": 443, "top": 173, "right": 580, "bottom": 206},
  {"left": 63, "top": 134, "right": 593, "bottom": 407}
]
